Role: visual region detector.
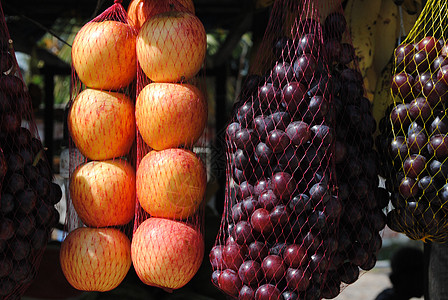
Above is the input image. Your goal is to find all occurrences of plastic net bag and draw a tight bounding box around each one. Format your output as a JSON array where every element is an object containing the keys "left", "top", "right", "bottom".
[
  {"left": 131, "top": 0, "right": 208, "bottom": 292},
  {"left": 377, "top": 0, "right": 448, "bottom": 243},
  {"left": 0, "top": 3, "right": 62, "bottom": 298},
  {"left": 209, "top": 0, "right": 386, "bottom": 299},
  {"left": 63, "top": 0, "right": 136, "bottom": 292}
]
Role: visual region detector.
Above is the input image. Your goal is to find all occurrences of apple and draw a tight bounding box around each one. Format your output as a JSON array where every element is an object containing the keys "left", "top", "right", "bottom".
[
  {"left": 60, "top": 227, "right": 131, "bottom": 292},
  {"left": 131, "top": 217, "right": 204, "bottom": 290},
  {"left": 136, "top": 11, "right": 206, "bottom": 83},
  {"left": 71, "top": 20, "right": 136, "bottom": 90},
  {"left": 136, "top": 148, "right": 206, "bottom": 219},
  {"left": 127, "top": 0, "right": 195, "bottom": 30},
  {"left": 68, "top": 88, "right": 135, "bottom": 161},
  {"left": 70, "top": 159, "right": 135, "bottom": 227},
  {"left": 136, "top": 82, "right": 207, "bottom": 150}
]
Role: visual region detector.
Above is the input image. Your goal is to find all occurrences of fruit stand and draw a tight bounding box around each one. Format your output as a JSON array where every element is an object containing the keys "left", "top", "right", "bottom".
[{"left": 2, "top": 0, "right": 448, "bottom": 299}]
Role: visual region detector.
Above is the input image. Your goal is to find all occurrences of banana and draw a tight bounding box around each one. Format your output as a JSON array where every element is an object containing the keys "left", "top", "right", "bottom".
[
  {"left": 346, "top": 0, "right": 383, "bottom": 78},
  {"left": 372, "top": 56, "right": 394, "bottom": 136},
  {"left": 371, "top": 0, "right": 399, "bottom": 82},
  {"left": 402, "top": 0, "right": 423, "bottom": 15}
]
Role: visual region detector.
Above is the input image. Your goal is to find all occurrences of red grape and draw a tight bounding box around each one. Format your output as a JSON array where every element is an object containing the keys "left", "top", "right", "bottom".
[
  {"left": 282, "top": 81, "right": 307, "bottom": 116},
  {"left": 283, "top": 243, "right": 307, "bottom": 268},
  {"left": 261, "top": 254, "right": 286, "bottom": 282},
  {"left": 286, "top": 267, "right": 310, "bottom": 292},
  {"left": 251, "top": 208, "right": 273, "bottom": 234},
  {"left": 391, "top": 73, "right": 415, "bottom": 102},
  {"left": 417, "top": 36, "right": 441, "bottom": 61},
  {"left": 395, "top": 43, "right": 415, "bottom": 71},
  {"left": 266, "top": 129, "right": 290, "bottom": 153},
  {"left": 239, "top": 285, "right": 256, "bottom": 300},
  {"left": 255, "top": 284, "right": 281, "bottom": 300},
  {"left": 399, "top": 177, "right": 418, "bottom": 198},
  {"left": 210, "top": 245, "right": 225, "bottom": 269},
  {"left": 286, "top": 121, "right": 310, "bottom": 146},
  {"left": 238, "top": 260, "right": 263, "bottom": 285},
  {"left": 271, "top": 172, "right": 296, "bottom": 200},
  {"left": 218, "top": 269, "right": 242, "bottom": 297},
  {"left": 223, "top": 241, "right": 248, "bottom": 271},
  {"left": 428, "top": 134, "right": 448, "bottom": 158},
  {"left": 247, "top": 241, "right": 269, "bottom": 262}
]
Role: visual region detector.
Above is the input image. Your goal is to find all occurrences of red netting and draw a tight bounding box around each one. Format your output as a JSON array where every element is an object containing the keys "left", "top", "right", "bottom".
[
  {"left": 131, "top": 0, "right": 208, "bottom": 292},
  {"left": 376, "top": 0, "right": 448, "bottom": 243},
  {"left": 64, "top": 2, "right": 135, "bottom": 292},
  {"left": 0, "top": 2, "right": 62, "bottom": 298},
  {"left": 209, "top": 0, "right": 386, "bottom": 299}
]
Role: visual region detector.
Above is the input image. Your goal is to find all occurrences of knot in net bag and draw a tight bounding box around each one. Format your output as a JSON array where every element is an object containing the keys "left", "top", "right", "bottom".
[
  {"left": 0, "top": 3, "right": 62, "bottom": 298},
  {"left": 379, "top": 0, "right": 448, "bottom": 243},
  {"left": 209, "top": 0, "right": 387, "bottom": 299},
  {"left": 63, "top": 1, "right": 137, "bottom": 292}
]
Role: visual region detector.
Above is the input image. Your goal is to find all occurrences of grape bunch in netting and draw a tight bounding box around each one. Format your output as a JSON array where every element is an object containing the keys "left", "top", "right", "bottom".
[
  {"left": 376, "top": 0, "right": 448, "bottom": 243},
  {"left": 209, "top": 0, "right": 387, "bottom": 299}
]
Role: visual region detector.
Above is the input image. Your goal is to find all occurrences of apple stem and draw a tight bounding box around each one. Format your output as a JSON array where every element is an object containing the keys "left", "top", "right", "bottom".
[{"left": 169, "top": 3, "right": 175, "bottom": 10}]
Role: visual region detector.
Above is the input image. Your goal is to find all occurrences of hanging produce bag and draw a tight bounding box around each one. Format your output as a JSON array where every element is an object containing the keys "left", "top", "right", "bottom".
[
  {"left": 0, "top": 3, "right": 62, "bottom": 298},
  {"left": 62, "top": 0, "right": 136, "bottom": 292},
  {"left": 209, "top": 0, "right": 387, "bottom": 299},
  {"left": 130, "top": 0, "right": 208, "bottom": 292},
  {"left": 378, "top": 0, "right": 448, "bottom": 243}
]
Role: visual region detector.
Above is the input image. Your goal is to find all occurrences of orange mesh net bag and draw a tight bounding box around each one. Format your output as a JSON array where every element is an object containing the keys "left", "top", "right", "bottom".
[
  {"left": 130, "top": 0, "right": 208, "bottom": 293},
  {"left": 209, "top": 0, "right": 387, "bottom": 299},
  {"left": 63, "top": 0, "right": 136, "bottom": 292},
  {"left": 376, "top": 0, "right": 448, "bottom": 243},
  {"left": 0, "top": 3, "right": 62, "bottom": 298}
]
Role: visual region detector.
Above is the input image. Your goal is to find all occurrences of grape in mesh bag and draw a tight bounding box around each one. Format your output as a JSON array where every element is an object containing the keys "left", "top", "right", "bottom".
[
  {"left": 210, "top": 7, "right": 385, "bottom": 299},
  {"left": 0, "top": 48, "right": 62, "bottom": 299},
  {"left": 377, "top": 31, "right": 448, "bottom": 242}
]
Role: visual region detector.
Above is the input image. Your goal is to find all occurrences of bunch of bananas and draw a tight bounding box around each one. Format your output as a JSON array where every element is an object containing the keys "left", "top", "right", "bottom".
[{"left": 344, "top": 0, "right": 423, "bottom": 131}]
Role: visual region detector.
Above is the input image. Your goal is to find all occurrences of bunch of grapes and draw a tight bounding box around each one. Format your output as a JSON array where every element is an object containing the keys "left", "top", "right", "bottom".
[
  {"left": 0, "top": 31, "right": 62, "bottom": 297},
  {"left": 210, "top": 8, "right": 386, "bottom": 300},
  {"left": 377, "top": 36, "right": 448, "bottom": 242}
]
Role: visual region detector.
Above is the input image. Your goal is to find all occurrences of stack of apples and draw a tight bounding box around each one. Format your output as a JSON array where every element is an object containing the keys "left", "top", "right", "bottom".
[
  {"left": 129, "top": 0, "right": 208, "bottom": 291},
  {"left": 60, "top": 3, "right": 137, "bottom": 292}
]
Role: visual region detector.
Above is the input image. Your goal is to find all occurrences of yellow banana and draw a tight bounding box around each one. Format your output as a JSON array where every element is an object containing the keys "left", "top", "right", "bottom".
[
  {"left": 347, "top": 0, "right": 383, "bottom": 78},
  {"left": 372, "top": 0, "right": 399, "bottom": 83},
  {"left": 372, "top": 57, "right": 394, "bottom": 137}
]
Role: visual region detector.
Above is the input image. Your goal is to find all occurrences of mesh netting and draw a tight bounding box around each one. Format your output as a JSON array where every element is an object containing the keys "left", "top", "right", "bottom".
[
  {"left": 0, "top": 2, "right": 62, "bottom": 298},
  {"left": 209, "top": 0, "right": 386, "bottom": 299},
  {"left": 377, "top": 0, "right": 448, "bottom": 243},
  {"left": 64, "top": 1, "right": 135, "bottom": 292},
  {"left": 131, "top": 0, "right": 207, "bottom": 292}
]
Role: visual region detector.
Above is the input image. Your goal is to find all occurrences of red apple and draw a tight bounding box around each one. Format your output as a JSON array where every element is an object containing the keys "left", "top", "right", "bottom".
[
  {"left": 69, "top": 159, "right": 135, "bottom": 227},
  {"left": 71, "top": 20, "right": 136, "bottom": 90},
  {"left": 136, "top": 11, "right": 206, "bottom": 82},
  {"left": 131, "top": 217, "right": 204, "bottom": 290},
  {"left": 127, "top": 0, "right": 195, "bottom": 30},
  {"left": 68, "top": 88, "right": 135, "bottom": 160},
  {"left": 136, "top": 82, "right": 207, "bottom": 150},
  {"left": 136, "top": 148, "right": 206, "bottom": 219},
  {"left": 60, "top": 227, "right": 131, "bottom": 291}
]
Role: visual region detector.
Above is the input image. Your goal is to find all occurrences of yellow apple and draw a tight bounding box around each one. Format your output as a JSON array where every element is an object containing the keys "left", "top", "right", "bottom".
[
  {"left": 131, "top": 217, "right": 204, "bottom": 290},
  {"left": 72, "top": 20, "right": 136, "bottom": 90},
  {"left": 60, "top": 227, "right": 132, "bottom": 292},
  {"left": 136, "top": 148, "right": 206, "bottom": 219},
  {"left": 68, "top": 88, "right": 135, "bottom": 161},
  {"left": 70, "top": 159, "right": 135, "bottom": 227},
  {"left": 136, "top": 11, "right": 206, "bottom": 83},
  {"left": 136, "top": 82, "right": 207, "bottom": 150},
  {"left": 127, "top": 0, "right": 195, "bottom": 30}
]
